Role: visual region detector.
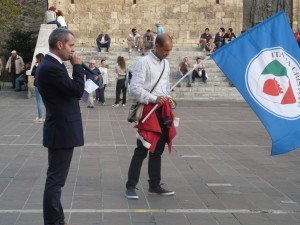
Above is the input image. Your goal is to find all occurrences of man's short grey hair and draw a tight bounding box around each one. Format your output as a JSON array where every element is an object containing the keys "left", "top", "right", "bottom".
[{"left": 49, "top": 28, "right": 74, "bottom": 50}]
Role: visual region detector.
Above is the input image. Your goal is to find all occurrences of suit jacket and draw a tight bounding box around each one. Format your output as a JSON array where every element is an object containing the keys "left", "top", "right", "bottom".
[{"left": 36, "top": 54, "right": 85, "bottom": 149}]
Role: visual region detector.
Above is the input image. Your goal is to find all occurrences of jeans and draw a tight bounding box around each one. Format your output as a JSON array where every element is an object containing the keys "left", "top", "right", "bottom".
[
  {"left": 35, "top": 87, "right": 43, "bottom": 118},
  {"left": 115, "top": 79, "right": 127, "bottom": 104},
  {"left": 177, "top": 72, "right": 192, "bottom": 86},
  {"left": 43, "top": 147, "right": 74, "bottom": 225},
  {"left": 215, "top": 41, "right": 224, "bottom": 49},
  {"left": 47, "top": 20, "right": 61, "bottom": 27},
  {"left": 97, "top": 41, "right": 110, "bottom": 50},
  {"left": 15, "top": 75, "right": 27, "bottom": 90},
  {"left": 126, "top": 107, "right": 167, "bottom": 189}
]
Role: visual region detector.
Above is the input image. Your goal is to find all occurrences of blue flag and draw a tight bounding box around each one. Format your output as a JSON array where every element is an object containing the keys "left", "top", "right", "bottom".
[{"left": 211, "top": 11, "right": 300, "bottom": 155}]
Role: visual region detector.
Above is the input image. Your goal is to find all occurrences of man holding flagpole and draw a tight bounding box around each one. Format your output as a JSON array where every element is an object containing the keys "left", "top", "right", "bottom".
[{"left": 125, "top": 34, "right": 176, "bottom": 199}]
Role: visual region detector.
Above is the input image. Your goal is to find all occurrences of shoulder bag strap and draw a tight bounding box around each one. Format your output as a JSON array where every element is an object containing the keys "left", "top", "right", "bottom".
[{"left": 150, "top": 60, "right": 165, "bottom": 93}]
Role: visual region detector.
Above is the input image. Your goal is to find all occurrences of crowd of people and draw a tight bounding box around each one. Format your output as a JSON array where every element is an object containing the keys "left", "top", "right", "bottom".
[
  {"left": 95, "top": 21, "right": 164, "bottom": 55},
  {"left": 199, "top": 27, "right": 236, "bottom": 56},
  {"left": 6, "top": 7, "right": 300, "bottom": 111},
  {"left": 4, "top": 6, "right": 300, "bottom": 225}
]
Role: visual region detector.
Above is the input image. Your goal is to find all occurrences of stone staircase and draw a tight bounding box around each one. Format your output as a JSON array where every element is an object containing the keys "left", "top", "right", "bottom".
[
  {"left": 68, "top": 46, "right": 243, "bottom": 101},
  {"left": 29, "top": 25, "right": 242, "bottom": 101}
]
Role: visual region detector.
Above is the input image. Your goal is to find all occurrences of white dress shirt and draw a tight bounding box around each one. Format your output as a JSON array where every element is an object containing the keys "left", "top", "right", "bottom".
[
  {"left": 130, "top": 51, "right": 170, "bottom": 104},
  {"left": 99, "top": 67, "right": 108, "bottom": 85}
]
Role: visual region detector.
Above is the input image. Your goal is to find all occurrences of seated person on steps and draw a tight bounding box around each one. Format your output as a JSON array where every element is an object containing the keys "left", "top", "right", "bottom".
[
  {"left": 177, "top": 56, "right": 192, "bottom": 87},
  {"left": 15, "top": 62, "right": 31, "bottom": 92},
  {"left": 127, "top": 28, "right": 142, "bottom": 53},
  {"left": 192, "top": 57, "right": 207, "bottom": 83},
  {"left": 96, "top": 30, "right": 111, "bottom": 52},
  {"left": 224, "top": 28, "right": 236, "bottom": 43},
  {"left": 199, "top": 28, "right": 213, "bottom": 52},
  {"left": 141, "top": 29, "right": 154, "bottom": 56},
  {"left": 207, "top": 27, "right": 226, "bottom": 56}
]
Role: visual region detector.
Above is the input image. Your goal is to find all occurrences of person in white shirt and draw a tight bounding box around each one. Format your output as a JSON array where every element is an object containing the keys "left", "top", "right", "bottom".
[
  {"left": 127, "top": 28, "right": 142, "bottom": 53},
  {"left": 99, "top": 59, "right": 108, "bottom": 105},
  {"left": 192, "top": 57, "right": 207, "bottom": 83},
  {"left": 125, "top": 34, "right": 176, "bottom": 199},
  {"left": 56, "top": 10, "right": 67, "bottom": 29}
]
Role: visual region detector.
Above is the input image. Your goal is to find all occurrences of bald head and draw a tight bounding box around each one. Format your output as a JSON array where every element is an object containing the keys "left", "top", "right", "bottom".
[
  {"left": 155, "top": 34, "right": 172, "bottom": 47},
  {"left": 154, "top": 34, "right": 173, "bottom": 60}
]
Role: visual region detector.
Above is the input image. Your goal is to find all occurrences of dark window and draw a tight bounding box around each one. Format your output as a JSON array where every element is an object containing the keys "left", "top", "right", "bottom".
[
  {"left": 216, "top": 0, "right": 219, "bottom": 4},
  {"left": 71, "top": 0, "right": 74, "bottom": 3},
  {"left": 133, "top": 0, "right": 136, "bottom": 4}
]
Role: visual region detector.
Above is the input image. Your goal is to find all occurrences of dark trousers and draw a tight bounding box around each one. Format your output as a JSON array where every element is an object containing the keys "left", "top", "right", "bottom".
[
  {"left": 99, "top": 86, "right": 105, "bottom": 103},
  {"left": 192, "top": 69, "right": 207, "bottom": 83},
  {"left": 95, "top": 88, "right": 100, "bottom": 100},
  {"left": 97, "top": 41, "right": 111, "bottom": 50},
  {"left": 115, "top": 79, "right": 127, "bottom": 104},
  {"left": 126, "top": 108, "right": 167, "bottom": 189},
  {"left": 10, "top": 69, "right": 17, "bottom": 88},
  {"left": 43, "top": 148, "right": 74, "bottom": 225}
]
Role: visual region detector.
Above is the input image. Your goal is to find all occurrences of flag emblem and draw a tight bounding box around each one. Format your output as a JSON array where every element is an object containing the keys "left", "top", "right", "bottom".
[{"left": 246, "top": 47, "right": 300, "bottom": 119}]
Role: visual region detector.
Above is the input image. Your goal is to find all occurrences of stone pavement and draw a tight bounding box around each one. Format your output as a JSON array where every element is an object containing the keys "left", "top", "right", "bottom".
[{"left": 0, "top": 87, "right": 300, "bottom": 225}]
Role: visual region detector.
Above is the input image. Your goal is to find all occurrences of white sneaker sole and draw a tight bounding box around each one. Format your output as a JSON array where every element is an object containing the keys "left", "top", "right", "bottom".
[
  {"left": 148, "top": 191, "right": 175, "bottom": 196},
  {"left": 125, "top": 194, "right": 139, "bottom": 199}
]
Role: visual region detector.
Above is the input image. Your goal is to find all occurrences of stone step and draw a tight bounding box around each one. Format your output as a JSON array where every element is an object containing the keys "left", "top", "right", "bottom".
[
  {"left": 29, "top": 25, "right": 240, "bottom": 101},
  {"left": 100, "top": 86, "right": 242, "bottom": 100},
  {"left": 63, "top": 46, "right": 241, "bottom": 100}
]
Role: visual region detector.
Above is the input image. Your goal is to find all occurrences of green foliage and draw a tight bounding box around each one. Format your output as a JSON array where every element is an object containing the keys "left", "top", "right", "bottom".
[
  {"left": 4, "top": 30, "right": 38, "bottom": 63},
  {"left": 0, "top": 0, "right": 43, "bottom": 31},
  {"left": 0, "top": 0, "right": 20, "bottom": 30}
]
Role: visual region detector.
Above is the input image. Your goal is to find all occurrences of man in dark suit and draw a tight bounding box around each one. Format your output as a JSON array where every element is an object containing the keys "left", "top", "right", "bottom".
[
  {"left": 96, "top": 30, "right": 111, "bottom": 52},
  {"left": 36, "top": 28, "right": 85, "bottom": 225}
]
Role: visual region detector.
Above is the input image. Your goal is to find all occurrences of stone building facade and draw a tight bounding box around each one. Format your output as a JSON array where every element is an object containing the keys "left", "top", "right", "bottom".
[
  {"left": 49, "top": 0, "right": 244, "bottom": 46},
  {"left": 0, "top": 0, "right": 299, "bottom": 50},
  {"left": 48, "top": 0, "right": 300, "bottom": 47}
]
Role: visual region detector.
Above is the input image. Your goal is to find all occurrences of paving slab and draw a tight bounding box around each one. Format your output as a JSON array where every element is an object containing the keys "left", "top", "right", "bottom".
[{"left": 0, "top": 87, "right": 300, "bottom": 224}]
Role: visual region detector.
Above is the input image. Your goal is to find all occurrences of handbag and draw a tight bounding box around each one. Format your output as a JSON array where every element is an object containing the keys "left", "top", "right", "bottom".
[
  {"left": 127, "top": 103, "right": 144, "bottom": 123},
  {"left": 127, "top": 60, "right": 165, "bottom": 123}
]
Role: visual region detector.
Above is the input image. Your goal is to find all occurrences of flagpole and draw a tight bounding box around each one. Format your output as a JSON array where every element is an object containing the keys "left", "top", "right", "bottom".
[{"left": 141, "top": 55, "right": 211, "bottom": 123}]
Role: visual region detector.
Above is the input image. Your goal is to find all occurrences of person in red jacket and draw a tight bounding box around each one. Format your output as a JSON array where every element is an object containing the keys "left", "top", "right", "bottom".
[
  {"left": 294, "top": 28, "right": 300, "bottom": 47},
  {"left": 125, "top": 34, "right": 176, "bottom": 199}
]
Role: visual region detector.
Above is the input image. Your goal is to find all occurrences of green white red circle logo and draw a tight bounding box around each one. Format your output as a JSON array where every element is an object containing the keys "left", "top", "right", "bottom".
[{"left": 246, "top": 47, "right": 300, "bottom": 119}]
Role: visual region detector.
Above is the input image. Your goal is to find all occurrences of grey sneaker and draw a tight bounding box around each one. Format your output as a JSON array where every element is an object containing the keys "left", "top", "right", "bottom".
[
  {"left": 125, "top": 188, "right": 139, "bottom": 199},
  {"left": 149, "top": 184, "right": 175, "bottom": 196}
]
